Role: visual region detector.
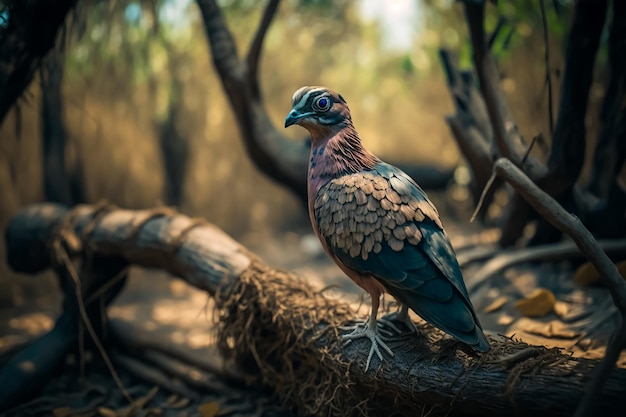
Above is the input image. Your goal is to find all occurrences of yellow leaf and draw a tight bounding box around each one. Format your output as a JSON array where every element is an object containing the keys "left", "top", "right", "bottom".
[
  {"left": 98, "top": 407, "right": 118, "bottom": 417},
  {"left": 52, "top": 407, "right": 72, "bottom": 417},
  {"left": 573, "top": 262, "right": 601, "bottom": 286},
  {"left": 198, "top": 401, "right": 220, "bottom": 417},
  {"left": 553, "top": 300, "right": 570, "bottom": 318},
  {"left": 483, "top": 296, "right": 508, "bottom": 313},
  {"left": 516, "top": 317, "right": 580, "bottom": 339},
  {"left": 574, "top": 260, "right": 626, "bottom": 287},
  {"left": 515, "top": 288, "right": 556, "bottom": 317}
]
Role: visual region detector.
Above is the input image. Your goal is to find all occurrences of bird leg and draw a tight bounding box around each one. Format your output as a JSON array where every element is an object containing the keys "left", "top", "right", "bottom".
[
  {"left": 380, "top": 305, "right": 419, "bottom": 335},
  {"left": 340, "top": 295, "right": 394, "bottom": 371}
]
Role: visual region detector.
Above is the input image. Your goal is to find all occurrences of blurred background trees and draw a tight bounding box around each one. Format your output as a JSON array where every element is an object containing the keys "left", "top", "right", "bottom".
[{"left": 0, "top": 0, "right": 621, "bottom": 303}]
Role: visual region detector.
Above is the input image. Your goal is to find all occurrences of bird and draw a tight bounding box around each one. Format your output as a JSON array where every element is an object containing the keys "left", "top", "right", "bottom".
[{"left": 284, "top": 86, "right": 490, "bottom": 370}]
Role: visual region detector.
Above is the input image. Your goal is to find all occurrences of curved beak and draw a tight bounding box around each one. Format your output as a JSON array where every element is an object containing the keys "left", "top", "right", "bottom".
[{"left": 284, "top": 110, "right": 313, "bottom": 128}]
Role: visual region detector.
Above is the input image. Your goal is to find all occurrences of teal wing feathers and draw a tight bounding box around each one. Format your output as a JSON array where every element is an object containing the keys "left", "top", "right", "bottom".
[{"left": 314, "top": 163, "right": 489, "bottom": 351}]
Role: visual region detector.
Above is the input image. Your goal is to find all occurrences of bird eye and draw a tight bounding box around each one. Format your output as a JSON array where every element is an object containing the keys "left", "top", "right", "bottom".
[{"left": 313, "top": 96, "right": 331, "bottom": 112}]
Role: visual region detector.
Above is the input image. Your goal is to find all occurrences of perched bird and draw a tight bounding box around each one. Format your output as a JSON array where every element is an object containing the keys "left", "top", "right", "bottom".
[{"left": 285, "top": 86, "right": 489, "bottom": 370}]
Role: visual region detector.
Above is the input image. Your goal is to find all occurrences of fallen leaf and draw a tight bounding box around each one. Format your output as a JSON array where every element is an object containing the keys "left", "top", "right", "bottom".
[
  {"left": 198, "top": 401, "right": 220, "bottom": 417},
  {"left": 516, "top": 317, "right": 580, "bottom": 339},
  {"left": 515, "top": 288, "right": 556, "bottom": 317},
  {"left": 574, "top": 260, "right": 626, "bottom": 287},
  {"left": 98, "top": 407, "right": 118, "bottom": 417},
  {"left": 573, "top": 262, "right": 601, "bottom": 286},
  {"left": 484, "top": 296, "right": 508, "bottom": 313},
  {"left": 52, "top": 407, "right": 72, "bottom": 417},
  {"left": 497, "top": 313, "right": 515, "bottom": 326},
  {"left": 553, "top": 300, "right": 570, "bottom": 318}
]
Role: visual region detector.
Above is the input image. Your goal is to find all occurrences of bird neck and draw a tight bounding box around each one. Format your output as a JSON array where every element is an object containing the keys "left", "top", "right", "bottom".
[{"left": 308, "top": 121, "right": 379, "bottom": 184}]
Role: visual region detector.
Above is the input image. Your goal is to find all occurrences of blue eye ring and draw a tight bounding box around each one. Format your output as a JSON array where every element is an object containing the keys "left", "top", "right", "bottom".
[{"left": 313, "top": 96, "right": 331, "bottom": 112}]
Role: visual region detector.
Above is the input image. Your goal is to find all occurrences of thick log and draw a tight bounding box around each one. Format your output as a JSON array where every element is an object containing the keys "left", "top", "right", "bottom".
[{"left": 4, "top": 203, "right": 626, "bottom": 416}]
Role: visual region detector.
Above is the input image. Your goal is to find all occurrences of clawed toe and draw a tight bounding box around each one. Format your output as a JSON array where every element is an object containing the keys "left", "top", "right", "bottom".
[{"left": 341, "top": 320, "right": 394, "bottom": 371}]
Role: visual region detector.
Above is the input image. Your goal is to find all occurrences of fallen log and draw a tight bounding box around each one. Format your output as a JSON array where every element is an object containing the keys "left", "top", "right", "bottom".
[{"left": 4, "top": 203, "right": 626, "bottom": 416}]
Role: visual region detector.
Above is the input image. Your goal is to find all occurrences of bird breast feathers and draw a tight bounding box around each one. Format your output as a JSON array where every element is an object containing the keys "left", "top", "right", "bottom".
[{"left": 314, "top": 169, "right": 443, "bottom": 261}]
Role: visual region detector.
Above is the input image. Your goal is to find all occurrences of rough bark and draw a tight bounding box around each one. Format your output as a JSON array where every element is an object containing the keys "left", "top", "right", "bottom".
[
  {"left": 439, "top": 49, "right": 493, "bottom": 203},
  {"left": 0, "top": 0, "right": 77, "bottom": 125},
  {"left": 544, "top": 0, "right": 607, "bottom": 196},
  {"left": 588, "top": 0, "right": 626, "bottom": 200},
  {"left": 4, "top": 203, "right": 626, "bottom": 416}
]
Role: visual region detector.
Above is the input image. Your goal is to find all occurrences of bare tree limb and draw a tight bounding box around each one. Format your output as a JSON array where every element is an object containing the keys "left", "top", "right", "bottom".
[
  {"left": 462, "top": 1, "right": 547, "bottom": 179},
  {"left": 195, "top": 0, "right": 309, "bottom": 203},
  {"left": 4, "top": 203, "right": 626, "bottom": 416},
  {"left": 588, "top": 0, "right": 626, "bottom": 199},
  {"left": 439, "top": 49, "right": 493, "bottom": 199},
  {"left": 539, "top": 0, "right": 555, "bottom": 136},
  {"left": 490, "top": 158, "right": 626, "bottom": 416},
  {"left": 545, "top": 0, "right": 608, "bottom": 195},
  {"left": 246, "top": 0, "right": 280, "bottom": 99}
]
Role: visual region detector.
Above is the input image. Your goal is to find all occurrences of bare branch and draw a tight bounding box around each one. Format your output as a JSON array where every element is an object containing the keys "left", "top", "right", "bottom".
[
  {"left": 490, "top": 158, "right": 626, "bottom": 415},
  {"left": 588, "top": 0, "right": 626, "bottom": 199},
  {"left": 539, "top": 0, "right": 554, "bottom": 135},
  {"left": 246, "top": 0, "right": 281, "bottom": 99},
  {"left": 546, "top": 0, "right": 608, "bottom": 194},
  {"left": 196, "top": 0, "right": 309, "bottom": 203},
  {"left": 462, "top": 1, "right": 547, "bottom": 179},
  {"left": 439, "top": 49, "right": 494, "bottom": 205}
]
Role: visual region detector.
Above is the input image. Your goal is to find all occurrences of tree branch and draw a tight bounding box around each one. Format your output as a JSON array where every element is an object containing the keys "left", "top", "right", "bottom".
[
  {"left": 246, "top": 0, "right": 280, "bottom": 99},
  {"left": 439, "top": 49, "right": 494, "bottom": 204},
  {"left": 588, "top": 0, "right": 626, "bottom": 199},
  {"left": 462, "top": 1, "right": 547, "bottom": 179},
  {"left": 545, "top": 0, "right": 608, "bottom": 195},
  {"left": 490, "top": 158, "right": 626, "bottom": 416},
  {"left": 4, "top": 203, "right": 626, "bottom": 416},
  {"left": 539, "top": 0, "right": 555, "bottom": 136}
]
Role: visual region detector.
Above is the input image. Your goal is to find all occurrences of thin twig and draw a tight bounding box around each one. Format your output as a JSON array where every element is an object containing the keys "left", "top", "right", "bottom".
[
  {"left": 54, "top": 242, "right": 134, "bottom": 404},
  {"left": 539, "top": 0, "right": 555, "bottom": 135},
  {"left": 521, "top": 134, "right": 539, "bottom": 166},
  {"left": 487, "top": 16, "right": 506, "bottom": 51},
  {"left": 470, "top": 171, "right": 496, "bottom": 223}
]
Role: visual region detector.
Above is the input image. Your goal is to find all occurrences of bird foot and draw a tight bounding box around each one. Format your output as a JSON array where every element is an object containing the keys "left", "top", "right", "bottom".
[
  {"left": 340, "top": 320, "right": 394, "bottom": 371},
  {"left": 380, "top": 309, "right": 419, "bottom": 335}
]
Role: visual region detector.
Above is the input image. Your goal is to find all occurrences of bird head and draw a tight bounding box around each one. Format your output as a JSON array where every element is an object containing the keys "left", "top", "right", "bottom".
[{"left": 284, "top": 86, "right": 351, "bottom": 132}]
